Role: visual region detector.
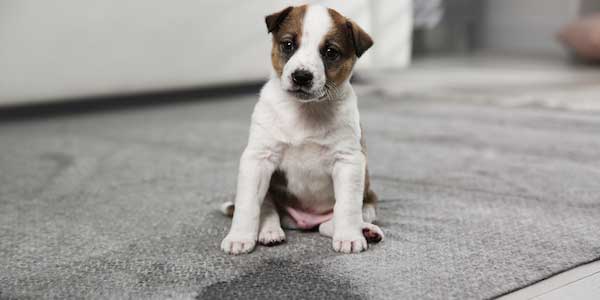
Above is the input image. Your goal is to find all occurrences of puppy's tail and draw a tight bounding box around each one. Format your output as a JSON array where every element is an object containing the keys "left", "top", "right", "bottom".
[{"left": 220, "top": 201, "right": 235, "bottom": 217}]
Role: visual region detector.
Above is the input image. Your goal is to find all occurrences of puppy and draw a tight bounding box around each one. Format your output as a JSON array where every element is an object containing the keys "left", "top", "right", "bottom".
[{"left": 220, "top": 4, "right": 383, "bottom": 254}]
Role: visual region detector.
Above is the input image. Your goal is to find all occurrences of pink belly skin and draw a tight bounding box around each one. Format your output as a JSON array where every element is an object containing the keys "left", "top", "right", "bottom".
[{"left": 284, "top": 206, "right": 333, "bottom": 230}]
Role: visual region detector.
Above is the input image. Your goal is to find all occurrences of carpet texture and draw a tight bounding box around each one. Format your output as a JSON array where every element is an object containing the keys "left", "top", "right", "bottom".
[{"left": 1, "top": 61, "right": 600, "bottom": 299}]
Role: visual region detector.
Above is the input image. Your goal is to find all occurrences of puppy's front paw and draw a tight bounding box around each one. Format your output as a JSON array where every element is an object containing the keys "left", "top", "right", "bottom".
[
  {"left": 221, "top": 233, "right": 256, "bottom": 255},
  {"left": 332, "top": 230, "right": 368, "bottom": 254},
  {"left": 258, "top": 227, "right": 286, "bottom": 246}
]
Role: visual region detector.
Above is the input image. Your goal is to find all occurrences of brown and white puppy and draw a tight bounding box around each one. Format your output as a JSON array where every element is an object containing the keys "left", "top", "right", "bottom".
[{"left": 221, "top": 4, "right": 382, "bottom": 254}]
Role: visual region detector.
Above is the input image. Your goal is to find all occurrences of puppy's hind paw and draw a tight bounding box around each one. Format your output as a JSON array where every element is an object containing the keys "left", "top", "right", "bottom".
[{"left": 362, "top": 223, "right": 384, "bottom": 244}]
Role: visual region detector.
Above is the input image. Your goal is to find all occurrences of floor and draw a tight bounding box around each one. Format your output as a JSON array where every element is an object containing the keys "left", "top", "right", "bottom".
[
  {"left": 370, "top": 55, "right": 600, "bottom": 299},
  {"left": 1, "top": 54, "right": 599, "bottom": 299},
  {"left": 501, "top": 260, "right": 600, "bottom": 299}
]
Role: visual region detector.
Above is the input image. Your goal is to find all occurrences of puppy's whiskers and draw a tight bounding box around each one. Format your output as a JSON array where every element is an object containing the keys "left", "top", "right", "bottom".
[{"left": 322, "top": 81, "right": 342, "bottom": 102}]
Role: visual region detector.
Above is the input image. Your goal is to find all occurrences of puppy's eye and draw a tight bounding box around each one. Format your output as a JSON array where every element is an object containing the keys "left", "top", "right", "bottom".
[
  {"left": 323, "top": 46, "right": 341, "bottom": 61},
  {"left": 280, "top": 40, "right": 295, "bottom": 54}
]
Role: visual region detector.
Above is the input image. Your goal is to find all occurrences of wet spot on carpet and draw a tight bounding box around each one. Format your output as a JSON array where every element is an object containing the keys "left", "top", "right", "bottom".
[{"left": 198, "top": 259, "right": 362, "bottom": 300}]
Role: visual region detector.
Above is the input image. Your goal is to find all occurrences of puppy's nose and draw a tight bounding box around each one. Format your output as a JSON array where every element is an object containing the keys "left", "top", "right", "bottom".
[{"left": 291, "top": 70, "right": 313, "bottom": 87}]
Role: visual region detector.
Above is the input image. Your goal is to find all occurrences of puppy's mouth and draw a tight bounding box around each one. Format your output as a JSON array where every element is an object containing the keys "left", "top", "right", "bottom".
[{"left": 287, "top": 88, "right": 327, "bottom": 102}]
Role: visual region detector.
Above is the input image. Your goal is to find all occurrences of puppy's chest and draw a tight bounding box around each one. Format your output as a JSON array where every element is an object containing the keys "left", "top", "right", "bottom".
[
  {"left": 278, "top": 142, "right": 335, "bottom": 202},
  {"left": 279, "top": 143, "right": 334, "bottom": 177}
]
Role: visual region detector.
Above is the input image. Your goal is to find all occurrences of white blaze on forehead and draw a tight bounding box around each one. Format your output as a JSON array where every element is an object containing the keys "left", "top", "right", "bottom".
[
  {"left": 280, "top": 5, "right": 332, "bottom": 98},
  {"left": 301, "top": 5, "right": 332, "bottom": 51}
]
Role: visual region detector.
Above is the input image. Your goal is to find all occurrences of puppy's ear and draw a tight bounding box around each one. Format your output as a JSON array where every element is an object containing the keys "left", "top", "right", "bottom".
[
  {"left": 345, "top": 20, "right": 373, "bottom": 57},
  {"left": 265, "top": 6, "right": 294, "bottom": 33}
]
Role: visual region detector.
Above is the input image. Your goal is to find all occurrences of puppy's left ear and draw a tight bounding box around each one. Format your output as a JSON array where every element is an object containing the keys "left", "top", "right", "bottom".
[
  {"left": 265, "top": 6, "right": 293, "bottom": 33},
  {"left": 346, "top": 20, "right": 373, "bottom": 57}
]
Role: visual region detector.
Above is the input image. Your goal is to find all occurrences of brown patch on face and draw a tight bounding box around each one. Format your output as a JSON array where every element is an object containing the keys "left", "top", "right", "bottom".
[
  {"left": 266, "top": 6, "right": 307, "bottom": 77},
  {"left": 324, "top": 8, "right": 373, "bottom": 87},
  {"left": 322, "top": 8, "right": 358, "bottom": 87}
]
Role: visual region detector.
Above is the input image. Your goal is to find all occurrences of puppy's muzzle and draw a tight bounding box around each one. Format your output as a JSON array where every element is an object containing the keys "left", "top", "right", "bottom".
[{"left": 291, "top": 69, "right": 313, "bottom": 88}]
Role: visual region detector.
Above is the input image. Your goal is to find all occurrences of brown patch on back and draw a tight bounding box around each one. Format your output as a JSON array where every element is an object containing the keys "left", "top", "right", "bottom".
[{"left": 268, "top": 5, "right": 307, "bottom": 77}]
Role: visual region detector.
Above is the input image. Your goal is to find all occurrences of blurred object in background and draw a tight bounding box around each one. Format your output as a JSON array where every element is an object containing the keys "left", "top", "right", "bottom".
[
  {"left": 559, "top": 13, "right": 600, "bottom": 62},
  {"left": 478, "top": 0, "right": 580, "bottom": 56},
  {"left": 413, "top": 0, "right": 443, "bottom": 29},
  {"left": 412, "top": 0, "right": 482, "bottom": 56},
  {"left": 413, "top": 0, "right": 600, "bottom": 57},
  {"left": 558, "top": 6, "right": 600, "bottom": 62}
]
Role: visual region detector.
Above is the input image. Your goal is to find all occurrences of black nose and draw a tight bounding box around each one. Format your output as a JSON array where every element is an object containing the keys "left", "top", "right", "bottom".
[{"left": 291, "top": 70, "right": 313, "bottom": 87}]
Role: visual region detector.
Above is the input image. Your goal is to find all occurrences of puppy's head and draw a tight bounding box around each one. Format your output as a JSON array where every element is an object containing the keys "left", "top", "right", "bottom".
[{"left": 265, "top": 5, "right": 373, "bottom": 102}]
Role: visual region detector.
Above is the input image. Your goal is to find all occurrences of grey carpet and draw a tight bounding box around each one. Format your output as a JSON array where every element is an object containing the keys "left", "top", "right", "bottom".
[{"left": 1, "top": 83, "right": 600, "bottom": 299}]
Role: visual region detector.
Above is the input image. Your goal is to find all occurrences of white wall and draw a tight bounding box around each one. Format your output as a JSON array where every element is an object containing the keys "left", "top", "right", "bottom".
[
  {"left": 0, "top": 1, "right": 272, "bottom": 105},
  {"left": 0, "top": 0, "right": 411, "bottom": 106}
]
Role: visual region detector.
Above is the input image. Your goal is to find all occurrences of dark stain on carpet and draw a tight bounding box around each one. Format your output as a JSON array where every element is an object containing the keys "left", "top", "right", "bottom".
[
  {"left": 197, "top": 259, "right": 363, "bottom": 300},
  {"left": 40, "top": 152, "right": 74, "bottom": 171}
]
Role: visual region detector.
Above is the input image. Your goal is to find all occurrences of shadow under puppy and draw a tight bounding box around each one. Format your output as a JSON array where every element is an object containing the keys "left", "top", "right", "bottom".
[{"left": 221, "top": 4, "right": 383, "bottom": 254}]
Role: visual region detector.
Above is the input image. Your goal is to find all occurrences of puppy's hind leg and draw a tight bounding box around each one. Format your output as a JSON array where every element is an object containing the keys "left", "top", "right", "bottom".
[
  {"left": 258, "top": 195, "right": 286, "bottom": 246},
  {"left": 360, "top": 202, "right": 384, "bottom": 243},
  {"left": 318, "top": 219, "right": 334, "bottom": 237}
]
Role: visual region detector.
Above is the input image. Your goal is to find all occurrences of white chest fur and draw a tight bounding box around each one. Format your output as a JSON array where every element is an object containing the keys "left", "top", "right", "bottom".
[
  {"left": 279, "top": 141, "right": 336, "bottom": 211},
  {"left": 250, "top": 78, "right": 362, "bottom": 211}
]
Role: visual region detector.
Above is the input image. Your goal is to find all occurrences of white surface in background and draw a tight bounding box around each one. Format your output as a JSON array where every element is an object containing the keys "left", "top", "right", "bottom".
[
  {"left": 0, "top": 1, "right": 272, "bottom": 104},
  {"left": 0, "top": 0, "right": 412, "bottom": 105}
]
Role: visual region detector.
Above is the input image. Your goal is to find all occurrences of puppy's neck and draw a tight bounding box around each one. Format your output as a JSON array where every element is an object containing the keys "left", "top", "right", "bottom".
[{"left": 275, "top": 77, "right": 351, "bottom": 124}]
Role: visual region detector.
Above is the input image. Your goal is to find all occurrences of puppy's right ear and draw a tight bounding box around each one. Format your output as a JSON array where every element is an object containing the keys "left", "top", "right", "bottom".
[{"left": 265, "top": 6, "right": 293, "bottom": 33}]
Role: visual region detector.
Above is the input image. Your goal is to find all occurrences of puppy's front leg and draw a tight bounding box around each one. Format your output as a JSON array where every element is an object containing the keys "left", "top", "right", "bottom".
[
  {"left": 332, "top": 150, "right": 368, "bottom": 253},
  {"left": 221, "top": 147, "right": 279, "bottom": 254}
]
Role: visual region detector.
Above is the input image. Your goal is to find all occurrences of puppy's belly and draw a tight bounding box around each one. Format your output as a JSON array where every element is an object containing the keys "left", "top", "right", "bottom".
[{"left": 277, "top": 144, "right": 336, "bottom": 229}]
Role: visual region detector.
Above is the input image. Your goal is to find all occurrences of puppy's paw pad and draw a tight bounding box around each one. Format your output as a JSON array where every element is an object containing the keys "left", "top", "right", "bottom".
[
  {"left": 220, "top": 237, "right": 256, "bottom": 255},
  {"left": 362, "top": 223, "right": 384, "bottom": 244},
  {"left": 258, "top": 227, "right": 286, "bottom": 246},
  {"left": 332, "top": 236, "right": 367, "bottom": 254}
]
